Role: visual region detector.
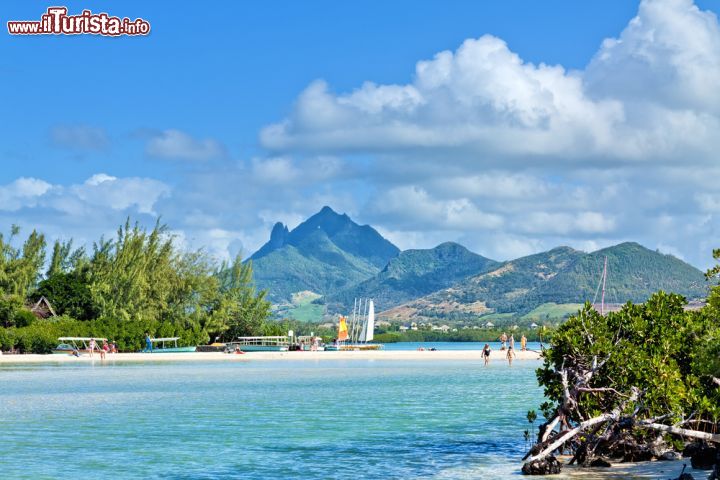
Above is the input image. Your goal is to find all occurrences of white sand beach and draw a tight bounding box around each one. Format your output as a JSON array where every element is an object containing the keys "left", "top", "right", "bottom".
[
  {"left": 0, "top": 348, "right": 542, "bottom": 364},
  {"left": 559, "top": 458, "right": 695, "bottom": 479}
]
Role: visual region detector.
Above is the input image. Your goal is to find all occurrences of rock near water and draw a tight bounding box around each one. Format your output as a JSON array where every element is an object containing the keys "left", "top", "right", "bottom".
[
  {"left": 522, "top": 455, "right": 562, "bottom": 475},
  {"left": 690, "top": 445, "right": 717, "bottom": 470}
]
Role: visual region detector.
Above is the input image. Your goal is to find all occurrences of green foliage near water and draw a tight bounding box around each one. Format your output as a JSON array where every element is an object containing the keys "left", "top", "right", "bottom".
[
  {"left": 537, "top": 289, "right": 720, "bottom": 430},
  {"left": 0, "top": 220, "right": 271, "bottom": 352}
]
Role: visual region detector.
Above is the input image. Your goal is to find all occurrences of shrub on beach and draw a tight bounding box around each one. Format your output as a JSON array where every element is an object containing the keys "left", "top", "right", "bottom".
[{"left": 0, "top": 316, "right": 209, "bottom": 353}]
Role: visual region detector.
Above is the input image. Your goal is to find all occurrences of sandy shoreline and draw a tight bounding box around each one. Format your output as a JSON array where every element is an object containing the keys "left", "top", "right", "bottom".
[
  {"left": 0, "top": 348, "right": 541, "bottom": 364},
  {"left": 557, "top": 458, "right": 694, "bottom": 479}
]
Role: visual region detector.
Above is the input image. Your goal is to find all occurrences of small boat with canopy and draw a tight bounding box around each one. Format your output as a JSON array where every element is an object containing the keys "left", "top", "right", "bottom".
[
  {"left": 53, "top": 337, "right": 107, "bottom": 355},
  {"left": 147, "top": 337, "right": 196, "bottom": 353},
  {"left": 224, "top": 336, "right": 290, "bottom": 352}
]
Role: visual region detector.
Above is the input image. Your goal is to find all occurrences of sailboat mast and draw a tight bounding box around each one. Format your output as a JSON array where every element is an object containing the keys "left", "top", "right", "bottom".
[
  {"left": 361, "top": 298, "right": 369, "bottom": 343},
  {"left": 601, "top": 256, "right": 607, "bottom": 316},
  {"left": 351, "top": 298, "right": 357, "bottom": 344},
  {"left": 356, "top": 298, "right": 363, "bottom": 343}
]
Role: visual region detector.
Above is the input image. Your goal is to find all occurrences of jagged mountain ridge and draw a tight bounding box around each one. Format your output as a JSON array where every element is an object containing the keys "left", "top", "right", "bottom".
[{"left": 249, "top": 206, "right": 400, "bottom": 302}]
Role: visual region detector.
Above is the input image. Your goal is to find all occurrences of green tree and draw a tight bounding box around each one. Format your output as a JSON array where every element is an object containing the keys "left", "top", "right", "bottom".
[
  {"left": 0, "top": 226, "right": 46, "bottom": 298},
  {"left": 213, "top": 256, "right": 271, "bottom": 340},
  {"left": 34, "top": 271, "right": 97, "bottom": 320}
]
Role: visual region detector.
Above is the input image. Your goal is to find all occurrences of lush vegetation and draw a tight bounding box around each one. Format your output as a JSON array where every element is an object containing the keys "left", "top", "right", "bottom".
[
  {"left": 537, "top": 293, "right": 719, "bottom": 423},
  {"left": 525, "top": 249, "right": 720, "bottom": 469},
  {"left": 0, "top": 220, "right": 271, "bottom": 353}
]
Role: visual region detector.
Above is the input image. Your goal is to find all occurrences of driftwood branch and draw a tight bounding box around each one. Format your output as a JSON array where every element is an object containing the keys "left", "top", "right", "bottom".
[
  {"left": 541, "top": 415, "right": 561, "bottom": 443},
  {"left": 637, "top": 422, "right": 720, "bottom": 444}
]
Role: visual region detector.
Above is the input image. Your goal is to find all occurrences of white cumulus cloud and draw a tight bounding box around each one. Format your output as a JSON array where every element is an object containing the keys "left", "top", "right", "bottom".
[
  {"left": 0, "top": 178, "right": 53, "bottom": 212},
  {"left": 251, "top": 0, "right": 720, "bottom": 269}
]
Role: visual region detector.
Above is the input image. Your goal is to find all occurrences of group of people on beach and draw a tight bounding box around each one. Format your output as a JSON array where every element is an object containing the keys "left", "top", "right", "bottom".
[
  {"left": 85, "top": 338, "right": 117, "bottom": 359},
  {"left": 482, "top": 332, "right": 528, "bottom": 366}
]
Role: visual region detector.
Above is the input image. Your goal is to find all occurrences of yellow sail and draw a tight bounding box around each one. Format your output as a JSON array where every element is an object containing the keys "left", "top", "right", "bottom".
[{"left": 338, "top": 316, "right": 349, "bottom": 341}]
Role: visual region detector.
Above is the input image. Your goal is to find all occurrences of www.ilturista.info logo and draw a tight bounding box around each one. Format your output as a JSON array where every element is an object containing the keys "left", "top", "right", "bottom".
[{"left": 7, "top": 7, "right": 150, "bottom": 36}]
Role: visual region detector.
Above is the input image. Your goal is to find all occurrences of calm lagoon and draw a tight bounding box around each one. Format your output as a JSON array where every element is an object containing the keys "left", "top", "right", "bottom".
[{"left": 1, "top": 358, "right": 546, "bottom": 479}]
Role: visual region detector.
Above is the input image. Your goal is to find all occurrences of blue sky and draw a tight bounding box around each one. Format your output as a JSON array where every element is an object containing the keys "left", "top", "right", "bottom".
[{"left": 2, "top": 0, "right": 720, "bottom": 269}]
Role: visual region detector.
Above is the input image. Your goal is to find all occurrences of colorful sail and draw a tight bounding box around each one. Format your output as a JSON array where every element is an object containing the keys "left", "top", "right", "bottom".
[{"left": 338, "top": 316, "right": 349, "bottom": 341}]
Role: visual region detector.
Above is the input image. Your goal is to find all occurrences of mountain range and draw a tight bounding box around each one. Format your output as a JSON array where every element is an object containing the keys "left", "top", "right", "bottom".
[{"left": 249, "top": 207, "right": 708, "bottom": 322}]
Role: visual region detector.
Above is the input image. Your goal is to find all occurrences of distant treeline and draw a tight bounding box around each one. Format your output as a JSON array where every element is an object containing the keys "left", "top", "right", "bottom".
[
  {"left": 373, "top": 328, "right": 548, "bottom": 344},
  {"left": 0, "top": 220, "right": 272, "bottom": 353}
]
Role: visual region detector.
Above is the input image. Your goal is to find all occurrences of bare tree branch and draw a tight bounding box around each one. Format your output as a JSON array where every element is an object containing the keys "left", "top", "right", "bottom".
[
  {"left": 541, "top": 415, "right": 561, "bottom": 443},
  {"left": 637, "top": 422, "right": 720, "bottom": 443},
  {"left": 577, "top": 387, "right": 627, "bottom": 397}
]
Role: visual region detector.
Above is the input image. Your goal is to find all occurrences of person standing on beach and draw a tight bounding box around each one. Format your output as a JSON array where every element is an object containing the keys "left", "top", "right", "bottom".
[
  {"left": 482, "top": 343, "right": 491, "bottom": 366},
  {"left": 506, "top": 345, "right": 513, "bottom": 366},
  {"left": 500, "top": 332, "right": 508, "bottom": 350},
  {"left": 88, "top": 338, "right": 96, "bottom": 358},
  {"left": 520, "top": 334, "right": 527, "bottom": 352},
  {"left": 144, "top": 333, "right": 152, "bottom": 352},
  {"left": 509, "top": 334, "right": 515, "bottom": 351}
]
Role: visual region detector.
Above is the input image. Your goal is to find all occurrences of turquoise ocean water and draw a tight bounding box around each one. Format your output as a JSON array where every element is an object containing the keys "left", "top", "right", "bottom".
[{"left": 1, "top": 357, "right": 545, "bottom": 479}]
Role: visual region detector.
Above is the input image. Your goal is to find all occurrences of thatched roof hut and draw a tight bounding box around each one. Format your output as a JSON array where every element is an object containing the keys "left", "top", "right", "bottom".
[{"left": 30, "top": 296, "right": 56, "bottom": 319}]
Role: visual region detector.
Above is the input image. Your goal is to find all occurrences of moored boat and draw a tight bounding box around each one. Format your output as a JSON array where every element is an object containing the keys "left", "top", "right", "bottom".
[
  {"left": 225, "top": 336, "right": 289, "bottom": 352},
  {"left": 53, "top": 337, "right": 108, "bottom": 355},
  {"left": 147, "top": 337, "right": 196, "bottom": 353}
]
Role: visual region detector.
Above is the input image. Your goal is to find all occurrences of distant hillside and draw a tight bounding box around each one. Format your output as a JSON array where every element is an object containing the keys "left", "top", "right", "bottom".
[
  {"left": 380, "top": 243, "right": 707, "bottom": 322},
  {"left": 527, "top": 242, "right": 707, "bottom": 308},
  {"left": 323, "top": 242, "right": 498, "bottom": 313},
  {"left": 249, "top": 206, "right": 400, "bottom": 303}
]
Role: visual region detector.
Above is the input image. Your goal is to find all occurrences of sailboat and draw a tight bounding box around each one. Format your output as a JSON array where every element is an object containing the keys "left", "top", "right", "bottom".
[
  {"left": 592, "top": 256, "right": 614, "bottom": 315},
  {"left": 326, "top": 299, "right": 383, "bottom": 351}
]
